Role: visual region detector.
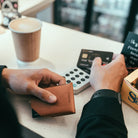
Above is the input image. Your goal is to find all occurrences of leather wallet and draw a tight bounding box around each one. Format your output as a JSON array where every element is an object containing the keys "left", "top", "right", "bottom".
[{"left": 30, "top": 83, "right": 75, "bottom": 118}]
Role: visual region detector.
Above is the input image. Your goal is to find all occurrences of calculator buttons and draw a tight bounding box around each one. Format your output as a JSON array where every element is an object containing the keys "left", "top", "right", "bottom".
[
  {"left": 73, "top": 83, "right": 77, "bottom": 87},
  {"left": 70, "top": 71, "right": 74, "bottom": 74},
  {"left": 71, "top": 77, "right": 75, "bottom": 80},
  {"left": 75, "top": 74, "right": 79, "bottom": 78},
  {"left": 76, "top": 81, "right": 81, "bottom": 84},
  {"left": 66, "top": 80, "right": 71, "bottom": 83},
  {"left": 74, "top": 69, "right": 78, "bottom": 71},
  {"left": 62, "top": 67, "right": 90, "bottom": 94},
  {"left": 79, "top": 72, "right": 84, "bottom": 75},
  {"left": 65, "top": 73, "right": 70, "bottom": 77},
  {"left": 81, "top": 78, "right": 85, "bottom": 81},
  {"left": 85, "top": 76, "right": 89, "bottom": 79}
]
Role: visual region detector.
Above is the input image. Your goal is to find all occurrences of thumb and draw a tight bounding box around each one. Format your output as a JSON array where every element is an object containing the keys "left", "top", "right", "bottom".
[
  {"left": 31, "top": 86, "right": 57, "bottom": 103},
  {"left": 92, "top": 57, "right": 102, "bottom": 67}
]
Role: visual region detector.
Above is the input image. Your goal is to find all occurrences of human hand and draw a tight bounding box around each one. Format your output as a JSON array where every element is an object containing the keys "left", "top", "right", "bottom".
[
  {"left": 90, "top": 54, "right": 128, "bottom": 92},
  {"left": 2, "top": 68, "right": 66, "bottom": 103}
]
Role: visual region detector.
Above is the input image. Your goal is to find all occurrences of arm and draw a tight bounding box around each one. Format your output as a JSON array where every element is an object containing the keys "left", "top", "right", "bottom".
[
  {"left": 76, "top": 54, "right": 128, "bottom": 138},
  {"left": 0, "top": 65, "right": 22, "bottom": 138},
  {"left": 0, "top": 66, "right": 66, "bottom": 137},
  {"left": 1, "top": 68, "right": 66, "bottom": 103}
]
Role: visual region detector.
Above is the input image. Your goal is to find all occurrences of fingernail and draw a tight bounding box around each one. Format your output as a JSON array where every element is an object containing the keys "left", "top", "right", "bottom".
[{"left": 48, "top": 95, "right": 57, "bottom": 103}]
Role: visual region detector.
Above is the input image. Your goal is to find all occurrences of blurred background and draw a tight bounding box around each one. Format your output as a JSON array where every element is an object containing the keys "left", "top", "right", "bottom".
[
  {"left": 0, "top": 0, "right": 138, "bottom": 42},
  {"left": 51, "top": 0, "right": 138, "bottom": 42}
]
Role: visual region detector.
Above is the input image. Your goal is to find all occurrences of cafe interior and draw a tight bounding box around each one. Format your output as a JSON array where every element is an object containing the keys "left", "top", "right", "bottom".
[{"left": 0, "top": 0, "right": 138, "bottom": 138}]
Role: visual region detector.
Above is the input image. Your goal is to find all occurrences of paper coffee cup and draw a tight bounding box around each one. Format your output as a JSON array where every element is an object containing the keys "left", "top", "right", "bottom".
[{"left": 9, "top": 17, "right": 42, "bottom": 62}]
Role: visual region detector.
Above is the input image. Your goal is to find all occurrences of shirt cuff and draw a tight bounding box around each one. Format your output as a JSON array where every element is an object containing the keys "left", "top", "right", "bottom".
[
  {"left": 92, "top": 89, "right": 122, "bottom": 104},
  {"left": 0, "top": 65, "right": 7, "bottom": 86}
]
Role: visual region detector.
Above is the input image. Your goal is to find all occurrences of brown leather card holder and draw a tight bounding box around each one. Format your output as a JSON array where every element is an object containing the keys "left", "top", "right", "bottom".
[{"left": 30, "top": 83, "right": 75, "bottom": 118}]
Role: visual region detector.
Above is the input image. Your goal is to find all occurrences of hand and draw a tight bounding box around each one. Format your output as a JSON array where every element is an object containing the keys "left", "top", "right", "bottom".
[
  {"left": 2, "top": 68, "right": 66, "bottom": 103},
  {"left": 90, "top": 54, "right": 128, "bottom": 92}
]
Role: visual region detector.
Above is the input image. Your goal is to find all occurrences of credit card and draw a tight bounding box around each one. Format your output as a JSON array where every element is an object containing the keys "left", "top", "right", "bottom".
[
  {"left": 121, "top": 32, "right": 138, "bottom": 67},
  {"left": 121, "top": 32, "right": 138, "bottom": 73},
  {"left": 77, "top": 49, "right": 113, "bottom": 74}
]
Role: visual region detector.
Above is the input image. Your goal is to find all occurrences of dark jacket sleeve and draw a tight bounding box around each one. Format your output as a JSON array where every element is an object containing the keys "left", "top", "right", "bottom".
[
  {"left": 76, "top": 89, "right": 128, "bottom": 138},
  {"left": 0, "top": 65, "right": 22, "bottom": 138}
]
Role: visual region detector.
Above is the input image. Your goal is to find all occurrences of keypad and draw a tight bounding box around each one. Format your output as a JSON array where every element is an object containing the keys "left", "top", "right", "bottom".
[{"left": 62, "top": 67, "right": 90, "bottom": 94}]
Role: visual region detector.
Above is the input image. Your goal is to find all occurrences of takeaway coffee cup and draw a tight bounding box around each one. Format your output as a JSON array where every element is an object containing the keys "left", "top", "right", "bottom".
[{"left": 9, "top": 17, "right": 42, "bottom": 63}]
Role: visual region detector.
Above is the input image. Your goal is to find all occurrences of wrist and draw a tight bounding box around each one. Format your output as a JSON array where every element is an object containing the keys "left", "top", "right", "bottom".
[
  {"left": 94, "top": 85, "right": 120, "bottom": 93},
  {"left": 92, "top": 89, "right": 122, "bottom": 104}
]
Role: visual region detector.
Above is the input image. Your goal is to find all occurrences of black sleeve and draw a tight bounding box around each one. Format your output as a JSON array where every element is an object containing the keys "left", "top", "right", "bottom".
[
  {"left": 0, "top": 65, "right": 22, "bottom": 138},
  {"left": 76, "top": 89, "right": 128, "bottom": 138},
  {"left": 0, "top": 65, "right": 7, "bottom": 87}
]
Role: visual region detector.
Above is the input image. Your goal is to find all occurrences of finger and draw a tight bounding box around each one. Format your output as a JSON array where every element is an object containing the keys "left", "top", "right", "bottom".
[
  {"left": 58, "top": 77, "right": 66, "bottom": 85},
  {"left": 112, "top": 53, "right": 119, "bottom": 60},
  {"left": 46, "top": 70, "right": 66, "bottom": 85},
  {"left": 107, "top": 54, "right": 128, "bottom": 76},
  {"left": 31, "top": 86, "right": 57, "bottom": 103},
  {"left": 50, "top": 75, "right": 66, "bottom": 85},
  {"left": 111, "top": 54, "right": 125, "bottom": 64},
  {"left": 92, "top": 57, "right": 102, "bottom": 67}
]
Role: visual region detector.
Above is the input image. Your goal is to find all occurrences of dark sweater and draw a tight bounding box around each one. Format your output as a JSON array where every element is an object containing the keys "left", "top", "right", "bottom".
[
  {"left": 0, "top": 66, "right": 22, "bottom": 138},
  {"left": 0, "top": 85, "right": 22, "bottom": 138},
  {"left": 76, "top": 90, "right": 128, "bottom": 138}
]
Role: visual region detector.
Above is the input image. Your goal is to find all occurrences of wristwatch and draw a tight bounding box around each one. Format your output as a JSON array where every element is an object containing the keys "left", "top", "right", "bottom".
[
  {"left": 92, "top": 89, "right": 122, "bottom": 104},
  {"left": 0, "top": 65, "right": 7, "bottom": 84}
]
